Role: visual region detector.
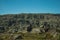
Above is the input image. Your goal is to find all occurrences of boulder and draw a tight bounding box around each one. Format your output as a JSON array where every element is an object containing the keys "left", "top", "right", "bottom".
[{"left": 14, "top": 35, "right": 23, "bottom": 40}]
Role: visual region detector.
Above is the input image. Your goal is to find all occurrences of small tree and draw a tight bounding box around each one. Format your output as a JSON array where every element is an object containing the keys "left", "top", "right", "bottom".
[{"left": 27, "top": 24, "right": 32, "bottom": 32}]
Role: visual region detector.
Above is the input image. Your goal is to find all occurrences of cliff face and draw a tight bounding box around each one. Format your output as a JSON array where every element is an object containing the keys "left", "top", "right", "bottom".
[{"left": 0, "top": 14, "right": 60, "bottom": 40}]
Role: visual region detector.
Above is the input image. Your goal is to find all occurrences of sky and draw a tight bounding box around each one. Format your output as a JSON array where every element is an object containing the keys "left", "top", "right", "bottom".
[{"left": 0, "top": 0, "right": 60, "bottom": 14}]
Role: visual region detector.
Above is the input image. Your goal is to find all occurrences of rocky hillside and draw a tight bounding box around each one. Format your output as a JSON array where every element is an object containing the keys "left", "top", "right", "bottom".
[{"left": 0, "top": 14, "right": 60, "bottom": 40}]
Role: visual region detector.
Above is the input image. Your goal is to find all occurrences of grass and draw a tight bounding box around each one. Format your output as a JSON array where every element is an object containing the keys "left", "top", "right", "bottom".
[{"left": 0, "top": 32, "right": 59, "bottom": 40}]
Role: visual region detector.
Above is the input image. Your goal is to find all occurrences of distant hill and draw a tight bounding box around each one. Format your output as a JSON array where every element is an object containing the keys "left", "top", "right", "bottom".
[{"left": 0, "top": 14, "right": 60, "bottom": 40}]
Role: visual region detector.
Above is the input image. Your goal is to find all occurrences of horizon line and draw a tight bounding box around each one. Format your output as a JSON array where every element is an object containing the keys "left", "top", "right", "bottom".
[{"left": 0, "top": 13, "right": 60, "bottom": 15}]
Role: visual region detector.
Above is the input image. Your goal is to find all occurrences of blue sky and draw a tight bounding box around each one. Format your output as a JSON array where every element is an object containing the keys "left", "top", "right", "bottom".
[{"left": 0, "top": 0, "right": 60, "bottom": 14}]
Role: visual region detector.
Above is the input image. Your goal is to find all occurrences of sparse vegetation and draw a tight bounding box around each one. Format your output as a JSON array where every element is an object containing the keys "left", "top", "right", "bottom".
[{"left": 0, "top": 13, "right": 60, "bottom": 40}]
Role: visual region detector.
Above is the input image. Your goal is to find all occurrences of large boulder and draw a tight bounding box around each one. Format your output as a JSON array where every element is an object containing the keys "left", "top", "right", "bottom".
[
  {"left": 31, "top": 28, "right": 40, "bottom": 33},
  {"left": 14, "top": 35, "right": 23, "bottom": 40}
]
